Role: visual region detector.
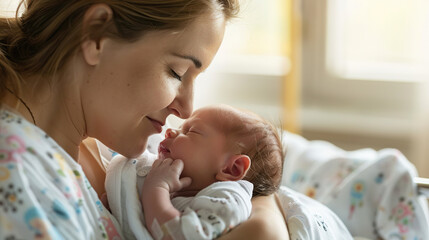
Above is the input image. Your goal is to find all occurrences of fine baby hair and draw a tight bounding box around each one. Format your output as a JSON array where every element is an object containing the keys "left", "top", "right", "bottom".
[{"left": 207, "top": 105, "right": 285, "bottom": 196}]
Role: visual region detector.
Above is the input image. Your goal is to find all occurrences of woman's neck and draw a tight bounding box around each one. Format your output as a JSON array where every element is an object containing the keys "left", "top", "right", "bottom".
[{"left": 2, "top": 75, "right": 87, "bottom": 160}]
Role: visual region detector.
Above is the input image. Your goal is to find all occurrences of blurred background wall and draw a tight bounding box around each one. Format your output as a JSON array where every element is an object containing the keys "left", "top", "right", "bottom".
[
  {"left": 191, "top": 0, "right": 296, "bottom": 131},
  {"left": 2, "top": 0, "right": 428, "bottom": 177},
  {"left": 298, "top": 0, "right": 429, "bottom": 177}
]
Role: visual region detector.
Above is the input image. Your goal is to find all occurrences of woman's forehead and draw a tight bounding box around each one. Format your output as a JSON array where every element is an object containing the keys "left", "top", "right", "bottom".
[{"left": 166, "top": 12, "right": 226, "bottom": 69}]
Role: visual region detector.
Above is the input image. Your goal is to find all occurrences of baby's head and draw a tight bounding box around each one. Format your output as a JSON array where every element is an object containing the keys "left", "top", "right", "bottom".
[{"left": 158, "top": 105, "right": 284, "bottom": 196}]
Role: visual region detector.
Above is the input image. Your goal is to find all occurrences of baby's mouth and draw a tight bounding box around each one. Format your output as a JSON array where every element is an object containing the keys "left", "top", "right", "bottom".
[{"left": 158, "top": 141, "right": 170, "bottom": 159}]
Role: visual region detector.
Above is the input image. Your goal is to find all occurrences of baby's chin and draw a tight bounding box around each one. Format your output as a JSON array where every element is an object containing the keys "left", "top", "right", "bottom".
[{"left": 173, "top": 189, "right": 200, "bottom": 197}]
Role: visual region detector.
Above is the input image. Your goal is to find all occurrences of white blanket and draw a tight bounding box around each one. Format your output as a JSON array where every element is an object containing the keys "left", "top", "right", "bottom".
[
  {"left": 281, "top": 131, "right": 429, "bottom": 239},
  {"left": 277, "top": 186, "right": 353, "bottom": 239},
  {"left": 102, "top": 137, "right": 353, "bottom": 239}
]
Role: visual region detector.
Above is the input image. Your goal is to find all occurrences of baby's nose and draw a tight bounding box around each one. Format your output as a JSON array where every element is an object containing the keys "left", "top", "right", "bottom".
[{"left": 165, "top": 128, "right": 179, "bottom": 138}]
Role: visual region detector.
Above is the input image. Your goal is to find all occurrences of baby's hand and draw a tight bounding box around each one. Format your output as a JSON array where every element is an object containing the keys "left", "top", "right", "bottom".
[{"left": 143, "top": 158, "right": 192, "bottom": 194}]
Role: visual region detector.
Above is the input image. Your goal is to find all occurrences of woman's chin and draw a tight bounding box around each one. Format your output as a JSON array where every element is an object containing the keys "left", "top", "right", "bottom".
[
  {"left": 105, "top": 136, "right": 148, "bottom": 159},
  {"left": 116, "top": 144, "right": 147, "bottom": 159}
]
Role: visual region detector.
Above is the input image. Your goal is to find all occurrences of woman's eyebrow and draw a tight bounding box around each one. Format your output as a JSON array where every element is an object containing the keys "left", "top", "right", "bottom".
[{"left": 172, "top": 53, "right": 202, "bottom": 69}]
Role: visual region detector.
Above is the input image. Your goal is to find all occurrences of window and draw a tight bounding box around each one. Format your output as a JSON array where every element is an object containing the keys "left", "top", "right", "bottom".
[
  {"left": 190, "top": 0, "right": 290, "bottom": 127},
  {"left": 301, "top": 0, "right": 429, "bottom": 176},
  {"left": 0, "top": 0, "right": 21, "bottom": 17},
  {"left": 302, "top": 0, "right": 429, "bottom": 123},
  {"left": 326, "top": 0, "right": 429, "bottom": 82}
]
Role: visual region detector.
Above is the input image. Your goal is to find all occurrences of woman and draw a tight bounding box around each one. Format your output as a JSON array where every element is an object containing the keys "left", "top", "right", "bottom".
[{"left": 0, "top": 0, "right": 288, "bottom": 239}]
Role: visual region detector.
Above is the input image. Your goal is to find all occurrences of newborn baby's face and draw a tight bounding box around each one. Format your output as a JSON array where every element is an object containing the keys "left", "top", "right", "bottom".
[{"left": 157, "top": 107, "right": 229, "bottom": 192}]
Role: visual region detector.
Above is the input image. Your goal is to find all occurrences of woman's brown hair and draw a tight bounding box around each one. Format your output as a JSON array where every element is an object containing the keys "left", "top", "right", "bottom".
[{"left": 0, "top": 0, "right": 239, "bottom": 106}]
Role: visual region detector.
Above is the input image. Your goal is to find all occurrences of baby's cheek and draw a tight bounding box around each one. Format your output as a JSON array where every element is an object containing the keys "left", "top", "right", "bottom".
[{"left": 179, "top": 165, "right": 191, "bottom": 178}]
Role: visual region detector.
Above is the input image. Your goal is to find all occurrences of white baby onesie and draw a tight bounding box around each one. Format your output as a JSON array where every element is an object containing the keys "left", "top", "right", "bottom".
[{"left": 106, "top": 152, "right": 253, "bottom": 240}]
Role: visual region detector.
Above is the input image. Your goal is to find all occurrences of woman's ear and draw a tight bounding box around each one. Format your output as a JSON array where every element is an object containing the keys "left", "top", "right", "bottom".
[
  {"left": 81, "top": 4, "right": 113, "bottom": 66},
  {"left": 216, "top": 155, "right": 251, "bottom": 181}
]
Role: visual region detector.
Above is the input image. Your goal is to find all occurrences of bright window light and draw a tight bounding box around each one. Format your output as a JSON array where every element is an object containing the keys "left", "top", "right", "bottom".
[
  {"left": 326, "top": 0, "right": 429, "bottom": 82},
  {"left": 0, "top": 0, "right": 22, "bottom": 17},
  {"left": 218, "top": 0, "right": 288, "bottom": 57}
]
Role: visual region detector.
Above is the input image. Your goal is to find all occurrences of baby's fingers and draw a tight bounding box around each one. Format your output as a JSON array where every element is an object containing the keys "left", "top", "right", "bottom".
[
  {"left": 179, "top": 177, "right": 192, "bottom": 189},
  {"left": 152, "top": 158, "right": 172, "bottom": 168},
  {"left": 171, "top": 158, "right": 185, "bottom": 174},
  {"left": 151, "top": 158, "right": 164, "bottom": 168}
]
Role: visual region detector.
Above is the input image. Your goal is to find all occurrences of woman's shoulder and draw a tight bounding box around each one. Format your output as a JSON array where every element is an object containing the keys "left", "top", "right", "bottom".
[
  {"left": 0, "top": 108, "right": 72, "bottom": 165},
  {"left": 0, "top": 108, "right": 85, "bottom": 197},
  {"left": 1, "top": 108, "right": 50, "bottom": 157},
  {"left": 0, "top": 108, "right": 123, "bottom": 239},
  {"left": 1, "top": 108, "right": 51, "bottom": 146}
]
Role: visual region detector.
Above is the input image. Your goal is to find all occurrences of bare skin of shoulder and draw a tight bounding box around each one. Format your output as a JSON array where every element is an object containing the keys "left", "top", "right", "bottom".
[{"left": 78, "top": 138, "right": 107, "bottom": 199}]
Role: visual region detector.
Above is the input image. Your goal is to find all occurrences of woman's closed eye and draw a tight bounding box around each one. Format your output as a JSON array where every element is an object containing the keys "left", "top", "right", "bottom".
[{"left": 170, "top": 69, "right": 182, "bottom": 81}]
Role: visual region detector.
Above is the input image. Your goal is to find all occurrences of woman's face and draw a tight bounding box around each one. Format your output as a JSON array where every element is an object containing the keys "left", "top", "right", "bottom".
[{"left": 81, "top": 12, "right": 226, "bottom": 158}]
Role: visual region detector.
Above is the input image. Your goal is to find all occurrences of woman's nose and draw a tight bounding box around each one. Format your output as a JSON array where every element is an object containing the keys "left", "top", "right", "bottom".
[
  {"left": 168, "top": 84, "right": 194, "bottom": 119},
  {"left": 165, "top": 128, "right": 179, "bottom": 139}
]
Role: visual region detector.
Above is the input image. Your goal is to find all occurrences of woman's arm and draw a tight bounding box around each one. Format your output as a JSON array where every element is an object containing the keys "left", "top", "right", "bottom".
[{"left": 218, "top": 194, "right": 290, "bottom": 240}]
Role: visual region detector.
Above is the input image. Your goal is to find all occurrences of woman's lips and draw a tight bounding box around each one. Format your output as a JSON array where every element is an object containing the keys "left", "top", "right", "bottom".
[{"left": 148, "top": 117, "right": 163, "bottom": 133}]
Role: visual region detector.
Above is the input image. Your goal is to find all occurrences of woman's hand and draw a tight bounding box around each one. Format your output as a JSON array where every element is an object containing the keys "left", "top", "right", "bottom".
[{"left": 143, "top": 158, "right": 192, "bottom": 195}]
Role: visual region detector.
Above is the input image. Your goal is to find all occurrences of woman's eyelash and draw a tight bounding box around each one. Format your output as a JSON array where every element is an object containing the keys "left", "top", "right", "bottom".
[{"left": 170, "top": 69, "right": 182, "bottom": 81}]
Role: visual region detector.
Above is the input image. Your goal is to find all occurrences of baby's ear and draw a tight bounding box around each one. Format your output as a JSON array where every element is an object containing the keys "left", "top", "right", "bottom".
[{"left": 216, "top": 155, "right": 251, "bottom": 181}]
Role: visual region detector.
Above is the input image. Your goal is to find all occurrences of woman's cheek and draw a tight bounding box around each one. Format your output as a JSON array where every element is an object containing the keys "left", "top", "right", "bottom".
[{"left": 160, "top": 81, "right": 180, "bottom": 106}]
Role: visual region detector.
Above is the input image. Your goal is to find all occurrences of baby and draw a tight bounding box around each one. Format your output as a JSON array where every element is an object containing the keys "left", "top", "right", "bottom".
[
  {"left": 142, "top": 104, "right": 284, "bottom": 239},
  {"left": 105, "top": 104, "right": 284, "bottom": 240}
]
